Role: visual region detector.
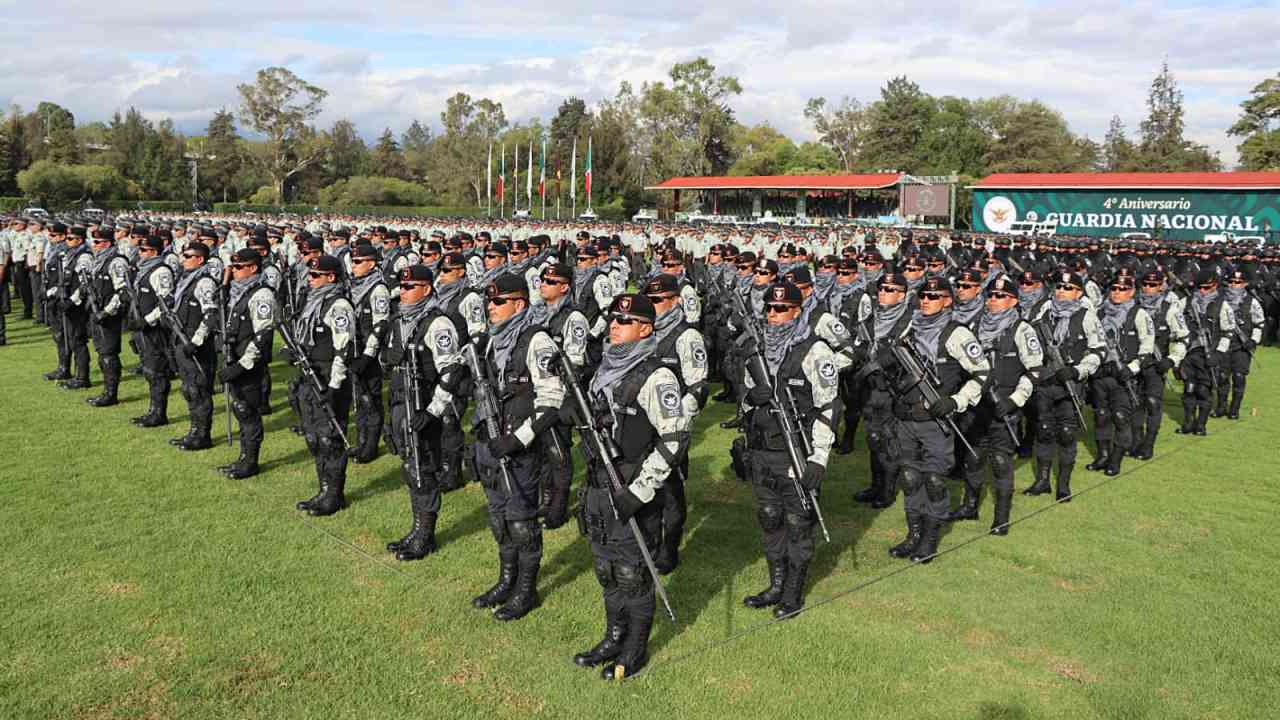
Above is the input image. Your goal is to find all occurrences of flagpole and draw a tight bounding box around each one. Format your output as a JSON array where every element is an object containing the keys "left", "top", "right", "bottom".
[
  {"left": 570, "top": 137, "right": 577, "bottom": 219},
  {"left": 586, "top": 135, "right": 593, "bottom": 213},
  {"left": 486, "top": 142, "right": 492, "bottom": 218},
  {"left": 514, "top": 143, "right": 519, "bottom": 214},
  {"left": 540, "top": 139, "right": 547, "bottom": 220},
  {"left": 499, "top": 142, "right": 505, "bottom": 219},
  {"left": 526, "top": 140, "right": 533, "bottom": 212},
  {"left": 556, "top": 155, "right": 562, "bottom": 221}
]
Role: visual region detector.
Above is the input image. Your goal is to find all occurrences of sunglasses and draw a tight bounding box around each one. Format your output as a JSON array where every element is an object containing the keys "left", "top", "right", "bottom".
[
  {"left": 401, "top": 282, "right": 428, "bottom": 290},
  {"left": 927, "top": 261, "right": 945, "bottom": 267},
  {"left": 988, "top": 291, "right": 1015, "bottom": 300},
  {"left": 957, "top": 282, "right": 980, "bottom": 290},
  {"left": 754, "top": 270, "right": 774, "bottom": 276},
  {"left": 1019, "top": 280, "right": 1039, "bottom": 286},
  {"left": 1228, "top": 279, "right": 1246, "bottom": 284},
  {"left": 879, "top": 286, "right": 906, "bottom": 294},
  {"left": 541, "top": 278, "right": 566, "bottom": 287},
  {"left": 487, "top": 296, "right": 516, "bottom": 306},
  {"left": 485, "top": 254, "right": 504, "bottom": 260},
  {"left": 647, "top": 294, "right": 676, "bottom": 302},
  {"left": 231, "top": 263, "right": 254, "bottom": 269},
  {"left": 661, "top": 262, "right": 682, "bottom": 268},
  {"left": 903, "top": 265, "right": 924, "bottom": 272},
  {"left": 820, "top": 264, "right": 836, "bottom": 270},
  {"left": 1197, "top": 284, "right": 1216, "bottom": 290},
  {"left": 921, "top": 292, "right": 948, "bottom": 301},
  {"left": 1109, "top": 285, "right": 1131, "bottom": 292},
  {"left": 837, "top": 271, "right": 857, "bottom": 276},
  {"left": 353, "top": 257, "right": 374, "bottom": 264},
  {"left": 612, "top": 316, "right": 640, "bottom": 326},
  {"left": 1058, "top": 285, "right": 1082, "bottom": 292},
  {"left": 181, "top": 253, "right": 201, "bottom": 259},
  {"left": 765, "top": 304, "right": 794, "bottom": 313},
  {"left": 309, "top": 271, "right": 333, "bottom": 279},
  {"left": 1141, "top": 282, "right": 1163, "bottom": 288}
]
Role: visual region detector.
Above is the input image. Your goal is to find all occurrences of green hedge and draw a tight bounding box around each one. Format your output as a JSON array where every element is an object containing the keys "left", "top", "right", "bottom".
[
  {"left": 0, "top": 197, "right": 26, "bottom": 212},
  {"left": 211, "top": 204, "right": 490, "bottom": 218}
]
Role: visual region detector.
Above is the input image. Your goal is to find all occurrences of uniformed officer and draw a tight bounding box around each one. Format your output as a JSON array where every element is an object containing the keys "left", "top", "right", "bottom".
[
  {"left": 471, "top": 273, "right": 565, "bottom": 621},
  {"left": 655, "top": 251, "right": 702, "bottom": 325},
  {"left": 168, "top": 243, "right": 221, "bottom": 451},
  {"left": 884, "top": 276, "right": 989, "bottom": 562},
  {"left": 573, "top": 293, "right": 689, "bottom": 680},
  {"left": 289, "top": 255, "right": 356, "bottom": 516},
  {"left": 82, "top": 227, "right": 132, "bottom": 407},
  {"left": 129, "top": 236, "right": 177, "bottom": 426},
  {"left": 738, "top": 282, "right": 838, "bottom": 614},
  {"left": 1132, "top": 270, "right": 1187, "bottom": 458},
  {"left": 1177, "top": 271, "right": 1235, "bottom": 434},
  {"left": 216, "top": 249, "right": 278, "bottom": 479},
  {"left": 429, "top": 251, "right": 485, "bottom": 491},
  {"left": 57, "top": 226, "right": 94, "bottom": 390},
  {"left": 41, "top": 223, "right": 71, "bottom": 380},
  {"left": 1214, "top": 267, "right": 1265, "bottom": 419},
  {"left": 529, "top": 262, "right": 590, "bottom": 529},
  {"left": 382, "top": 265, "right": 466, "bottom": 560},
  {"left": 946, "top": 274, "right": 1043, "bottom": 535},
  {"left": 0, "top": 225, "right": 9, "bottom": 344},
  {"left": 1085, "top": 270, "right": 1154, "bottom": 476},
  {"left": 346, "top": 244, "right": 391, "bottom": 464},
  {"left": 643, "top": 273, "right": 709, "bottom": 574},
  {"left": 1026, "top": 272, "right": 1105, "bottom": 500}
]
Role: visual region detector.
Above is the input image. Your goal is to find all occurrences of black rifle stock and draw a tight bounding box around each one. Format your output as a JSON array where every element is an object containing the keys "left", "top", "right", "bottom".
[
  {"left": 277, "top": 323, "right": 350, "bottom": 450},
  {"left": 463, "top": 340, "right": 516, "bottom": 496},
  {"left": 889, "top": 338, "right": 978, "bottom": 458},
  {"left": 1035, "top": 318, "right": 1090, "bottom": 427}
]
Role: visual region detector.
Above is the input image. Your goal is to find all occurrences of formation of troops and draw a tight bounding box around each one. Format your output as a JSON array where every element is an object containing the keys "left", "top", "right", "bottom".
[{"left": 2, "top": 211, "right": 1277, "bottom": 680}]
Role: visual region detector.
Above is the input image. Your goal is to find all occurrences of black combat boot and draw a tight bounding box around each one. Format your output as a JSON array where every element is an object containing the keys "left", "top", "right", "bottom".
[
  {"left": 772, "top": 560, "right": 809, "bottom": 620},
  {"left": 870, "top": 469, "right": 897, "bottom": 509},
  {"left": 990, "top": 491, "right": 1013, "bottom": 536},
  {"left": 945, "top": 484, "right": 980, "bottom": 522},
  {"left": 395, "top": 505, "right": 438, "bottom": 561},
  {"left": 170, "top": 428, "right": 196, "bottom": 446},
  {"left": 1228, "top": 387, "right": 1245, "bottom": 420},
  {"left": 1024, "top": 461, "right": 1052, "bottom": 496},
  {"left": 177, "top": 428, "right": 213, "bottom": 452},
  {"left": 1055, "top": 464, "right": 1073, "bottom": 503},
  {"left": 1085, "top": 442, "right": 1110, "bottom": 471},
  {"left": 719, "top": 410, "right": 745, "bottom": 430},
  {"left": 655, "top": 540, "right": 679, "bottom": 576},
  {"left": 1193, "top": 405, "right": 1210, "bottom": 436},
  {"left": 221, "top": 445, "right": 260, "bottom": 479},
  {"left": 601, "top": 599, "right": 653, "bottom": 681},
  {"left": 1104, "top": 445, "right": 1124, "bottom": 477},
  {"left": 472, "top": 550, "right": 519, "bottom": 608},
  {"left": 574, "top": 603, "right": 626, "bottom": 667},
  {"left": 307, "top": 477, "right": 348, "bottom": 516},
  {"left": 889, "top": 513, "right": 924, "bottom": 559},
  {"left": 835, "top": 428, "right": 855, "bottom": 455},
  {"left": 494, "top": 558, "right": 540, "bottom": 622},
  {"left": 853, "top": 463, "right": 879, "bottom": 503},
  {"left": 711, "top": 388, "right": 733, "bottom": 403},
  {"left": 910, "top": 516, "right": 942, "bottom": 564},
  {"left": 44, "top": 366, "right": 71, "bottom": 381},
  {"left": 743, "top": 557, "right": 787, "bottom": 609}
]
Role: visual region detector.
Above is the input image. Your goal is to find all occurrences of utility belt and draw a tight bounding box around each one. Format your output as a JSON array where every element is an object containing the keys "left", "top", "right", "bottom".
[{"left": 892, "top": 398, "right": 933, "bottom": 423}]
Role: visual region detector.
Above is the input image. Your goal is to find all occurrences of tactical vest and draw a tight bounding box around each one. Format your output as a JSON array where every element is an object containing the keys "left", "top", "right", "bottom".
[
  {"left": 226, "top": 280, "right": 272, "bottom": 365},
  {"left": 300, "top": 294, "right": 348, "bottom": 368},
  {"left": 1226, "top": 295, "right": 1259, "bottom": 349},
  {"left": 894, "top": 322, "right": 967, "bottom": 421},
  {"left": 445, "top": 285, "right": 482, "bottom": 337},
  {"left": 1103, "top": 304, "right": 1141, "bottom": 363},
  {"left": 383, "top": 310, "right": 442, "bottom": 404},
  {"left": 984, "top": 321, "right": 1026, "bottom": 396},
  {"left": 1151, "top": 297, "right": 1173, "bottom": 356},
  {"left": 487, "top": 325, "right": 544, "bottom": 431},
  {"left": 1039, "top": 309, "right": 1091, "bottom": 367},
  {"left": 174, "top": 274, "right": 214, "bottom": 338},
  {"left": 543, "top": 299, "right": 576, "bottom": 344},
  {"left": 653, "top": 323, "right": 694, "bottom": 379},
  {"left": 90, "top": 251, "right": 123, "bottom": 310},
  {"left": 61, "top": 245, "right": 91, "bottom": 299},
  {"left": 574, "top": 273, "right": 603, "bottom": 325},
  {"left": 747, "top": 335, "right": 822, "bottom": 452},
  {"left": 131, "top": 261, "right": 169, "bottom": 327},
  {"left": 591, "top": 356, "right": 671, "bottom": 466},
  {"left": 352, "top": 279, "right": 387, "bottom": 349}
]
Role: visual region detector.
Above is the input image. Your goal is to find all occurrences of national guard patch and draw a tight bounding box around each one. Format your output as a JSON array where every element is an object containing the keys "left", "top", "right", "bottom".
[
  {"left": 256, "top": 301, "right": 273, "bottom": 319},
  {"left": 1026, "top": 332, "right": 1042, "bottom": 356},
  {"left": 684, "top": 294, "right": 698, "bottom": 312},
  {"left": 691, "top": 343, "right": 707, "bottom": 368},
  {"left": 156, "top": 271, "right": 173, "bottom": 293},
  {"left": 535, "top": 348, "right": 554, "bottom": 375},
  {"left": 434, "top": 330, "right": 455, "bottom": 353},
  {"left": 657, "top": 383, "right": 682, "bottom": 418},
  {"left": 963, "top": 341, "right": 983, "bottom": 360},
  {"left": 571, "top": 322, "right": 587, "bottom": 342},
  {"left": 531, "top": 275, "right": 542, "bottom": 290},
  {"left": 469, "top": 302, "right": 484, "bottom": 323},
  {"left": 374, "top": 295, "right": 389, "bottom": 314},
  {"left": 817, "top": 360, "right": 838, "bottom": 387},
  {"left": 829, "top": 320, "right": 847, "bottom": 337},
  {"left": 333, "top": 313, "right": 350, "bottom": 331}
]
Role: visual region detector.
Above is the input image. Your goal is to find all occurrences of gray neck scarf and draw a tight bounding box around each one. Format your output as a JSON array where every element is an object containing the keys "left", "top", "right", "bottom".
[
  {"left": 763, "top": 316, "right": 810, "bottom": 375},
  {"left": 1138, "top": 290, "right": 1165, "bottom": 313},
  {"left": 977, "top": 306, "right": 1018, "bottom": 349},
  {"left": 590, "top": 335, "right": 656, "bottom": 400},
  {"left": 653, "top": 305, "right": 685, "bottom": 345},
  {"left": 574, "top": 267, "right": 599, "bottom": 305},
  {"left": 1018, "top": 286, "right": 1045, "bottom": 310},
  {"left": 907, "top": 274, "right": 926, "bottom": 293},
  {"left": 859, "top": 267, "right": 883, "bottom": 290},
  {"left": 490, "top": 307, "right": 532, "bottom": 379},
  {"left": 91, "top": 245, "right": 116, "bottom": 275},
  {"left": 135, "top": 255, "right": 165, "bottom": 288},
  {"left": 527, "top": 294, "right": 564, "bottom": 327},
  {"left": 874, "top": 299, "right": 910, "bottom": 341},
  {"left": 396, "top": 296, "right": 435, "bottom": 347},
  {"left": 911, "top": 308, "right": 952, "bottom": 361},
  {"left": 1102, "top": 298, "right": 1133, "bottom": 340},
  {"left": 953, "top": 295, "right": 985, "bottom": 326},
  {"left": 228, "top": 274, "right": 261, "bottom": 313},
  {"left": 174, "top": 264, "right": 210, "bottom": 304},
  {"left": 429, "top": 277, "right": 463, "bottom": 313},
  {"left": 1191, "top": 289, "right": 1216, "bottom": 317},
  {"left": 350, "top": 270, "right": 383, "bottom": 310},
  {"left": 1049, "top": 298, "right": 1084, "bottom": 344},
  {"left": 296, "top": 283, "right": 340, "bottom": 345},
  {"left": 814, "top": 272, "right": 836, "bottom": 298},
  {"left": 1223, "top": 286, "right": 1247, "bottom": 309}
]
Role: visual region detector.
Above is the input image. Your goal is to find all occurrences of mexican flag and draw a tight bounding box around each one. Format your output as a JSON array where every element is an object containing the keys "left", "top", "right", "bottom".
[
  {"left": 538, "top": 140, "right": 546, "bottom": 200},
  {"left": 584, "top": 136, "right": 592, "bottom": 205},
  {"left": 496, "top": 143, "right": 505, "bottom": 201}
]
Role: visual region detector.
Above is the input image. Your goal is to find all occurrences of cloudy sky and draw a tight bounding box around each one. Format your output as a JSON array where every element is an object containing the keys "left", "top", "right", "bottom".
[{"left": 3, "top": 0, "right": 1276, "bottom": 167}]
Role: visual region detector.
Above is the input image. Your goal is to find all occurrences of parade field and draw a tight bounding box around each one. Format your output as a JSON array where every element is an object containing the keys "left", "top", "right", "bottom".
[{"left": 3, "top": 314, "right": 1277, "bottom": 720}]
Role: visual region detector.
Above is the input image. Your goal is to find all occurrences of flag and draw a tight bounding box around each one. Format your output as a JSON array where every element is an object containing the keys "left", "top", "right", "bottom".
[
  {"left": 539, "top": 140, "right": 546, "bottom": 200},
  {"left": 514, "top": 143, "right": 519, "bottom": 208},
  {"left": 526, "top": 140, "right": 533, "bottom": 204},
  {"left": 497, "top": 143, "right": 505, "bottom": 201},
  {"left": 584, "top": 136, "right": 593, "bottom": 204},
  {"left": 486, "top": 143, "right": 492, "bottom": 204},
  {"left": 570, "top": 138, "right": 577, "bottom": 202}
]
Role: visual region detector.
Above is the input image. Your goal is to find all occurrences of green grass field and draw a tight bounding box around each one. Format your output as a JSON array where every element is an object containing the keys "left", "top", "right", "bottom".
[{"left": 3, "top": 314, "right": 1278, "bottom": 720}]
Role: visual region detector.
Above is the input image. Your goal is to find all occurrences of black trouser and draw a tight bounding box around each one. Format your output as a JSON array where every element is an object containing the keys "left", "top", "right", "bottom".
[
  {"left": 659, "top": 456, "right": 689, "bottom": 560},
  {"left": 388, "top": 394, "right": 444, "bottom": 514},
  {"left": 351, "top": 361, "right": 384, "bottom": 458},
  {"left": 894, "top": 417, "right": 953, "bottom": 521},
  {"left": 1215, "top": 349, "right": 1252, "bottom": 415},
  {"left": 863, "top": 387, "right": 898, "bottom": 496},
  {"left": 477, "top": 441, "right": 544, "bottom": 581},
  {"left": 90, "top": 313, "right": 125, "bottom": 398},
  {"left": 295, "top": 374, "right": 352, "bottom": 486},
  {"left": 47, "top": 300, "right": 68, "bottom": 370},
  {"left": 12, "top": 264, "right": 32, "bottom": 317},
  {"left": 177, "top": 345, "right": 216, "bottom": 438},
  {"left": 439, "top": 411, "right": 465, "bottom": 490},
  {"left": 1034, "top": 383, "right": 1081, "bottom": 476},
  {"left": 1179, "top": 350, "right": 1213, "bottom": 430},
  {"left": 65, "top": 306, "right": 91, "bottom": 382},
  {"left": 839, "top": 372, "right": 867, "bottom": 442},
  {"left": 228, "top": 367, "right": 266, "bottom": 462},
  {"left": 138, "top": 326, "right": 172, "bottom": 416},
  {"left": 747, "top": 449, "right": 817, "bottom": 566},
  {"left": 963, "top": 404, "right": 1018, "bottom": 496},
  {"left": 1091, "top": 373, "right": 1135, "bottom": 452},
  {"left": 1131, "top": 366, "right": 1166, "bottom": 452},
  {"left": 583, "top": 469, "right": 659, "bottom": 666}
]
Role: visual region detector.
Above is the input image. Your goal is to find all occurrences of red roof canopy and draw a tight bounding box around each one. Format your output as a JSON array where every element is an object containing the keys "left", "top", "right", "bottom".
[
  {"left": 646, "top": 174, "right": 902, "bottom": 191},
  {"left": 972, "top": 172, "right": 1280, "bottom": 190}
]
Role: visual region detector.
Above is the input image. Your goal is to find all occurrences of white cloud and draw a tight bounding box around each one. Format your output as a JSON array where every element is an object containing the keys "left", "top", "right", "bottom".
[{"left": 1, "top": 0, "right": 1275, "bottom": 168}]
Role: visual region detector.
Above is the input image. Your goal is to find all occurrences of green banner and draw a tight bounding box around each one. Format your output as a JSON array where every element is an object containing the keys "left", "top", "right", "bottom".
[{"left": 972, "top": 189, "right": 1280, "bottom": 240}]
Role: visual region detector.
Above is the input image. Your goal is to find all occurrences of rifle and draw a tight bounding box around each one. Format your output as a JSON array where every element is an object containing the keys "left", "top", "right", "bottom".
[
  {"left": 277, "top": 322, "right": 350, "bottom": 449},
  {"left": 1182, "top": 299, "right": 1223, "bottom": 398},
  {"left": 772, "top": 365, "right": 832, "bottom": 543},
  {"left": 462, "top": 338, "right": 516, "bottom": 496},
  {"left": 78, "top": 268, "right": 103, "bottom": 346},
  {"left": 1035, "top": 318, "right": 1089, "bottom": 426},
  {"left": 889, "top": 337, "right": 979, "bottom": 458},
  {"left": 1101, "top": 327, "right": 1141, "bottom": 406},
  {"left": 159, "top": 299, "right": 204, "bottom": 378},
  {"left": 554, "top": 348, "right": 676, "bottom": 623},
  {"left": 986, "top": 350, "right": 1021, "bottom": 446},
  {"left": 401, "top": 345, "right": 426, "bottom": 490},
  {"left": 218, "top": 288, "right": 234, "bottom": 446}
]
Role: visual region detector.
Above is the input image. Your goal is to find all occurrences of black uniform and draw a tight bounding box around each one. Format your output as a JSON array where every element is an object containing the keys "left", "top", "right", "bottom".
[
  {"left": 169, "top": 265, "right": 220, "bottom": 450},
  {"left": 82, "top": 244, "right": 133, "bottom": 406},
  {"left": 130, "top": 255, "right": 177, "bottom": 425},
  {"left": 218, "top": 275, "right": 278, "bottom": 478},
  {"left": 347, "top": 272, "right": 391, "bottom": 463},
  {"left": 58, "top": 241, "right": 94, "bottom": 389}
]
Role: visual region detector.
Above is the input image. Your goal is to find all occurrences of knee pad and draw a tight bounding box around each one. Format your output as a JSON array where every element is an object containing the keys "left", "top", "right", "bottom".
[
  {"left": 757, "top": 503, "right": 784, "bottom": 532},
  {"left": 507, "top": 519, "right": 543, "bottom": 554},
  {"left": 897, "top": 467, "right": 924, "bottom": 494},
  {"left": 488, "top": 516, "right": 509, "bottom": 545},
  {"left": 1232, "top": 372, "right": 1247, "bottom": 385},
  {"left": 783, "top": 512, "right": 813, "bottom": 542},
  {"left": 1146, "top": 397, "right": 1163, "bottom": 416},
  {"left": 613, "top": 562, "right": 651, "bottom": 596},
  {"left": 1093, "top": 409, "right": 1112, "bottom": 427},
  {"left": 1036, "top": 422, "right": 1054, "bottom": 440},
  {"left": 1056, "top": 425, "right": 1077, "bottom": 446},
  {"left": 1114, "top": 409, "right": 1130, "bottom": 425},
  {"left": 593, "top": 558, "right": 615, "bottom": 589},
  {"left": 990, "top": 453, "right": 1013, "bottom": 479},
  {"left": 924, "top": 473, "right": 948, "bottom": 503},
  {"left": 865, "top": 429, "right": 883, "bottom": 454}
]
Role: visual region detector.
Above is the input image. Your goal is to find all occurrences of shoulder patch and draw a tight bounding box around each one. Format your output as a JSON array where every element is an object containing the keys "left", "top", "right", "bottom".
[
  {"left": 534, "top": 347, "right": 554, "bottom": 374},
  {"left": 434, "top": 329, "right": 455, "bottom": 353},
  {"left": 333, "top": 312, "right": 351, "bottom": 331},
  {"left": 156, "top": 271, "right": 173, "bottom": 293},
  {"left": 963, "top": 340, "right": 983, "bottom": 360},
  {"left": 817, "top": 359, "right": 838, "bottom": 387},
  {"left": 374, "top": 294, "right": 390, "bottom": 313},
  {"left": 829, "top": 320, "right": 847, "bottom": 337},
  {"left": 691, "top": 342, "right": 707, "bottom": 368},
  {"left": 657, "top": 382, "right": 683, "bottom": 418},
  {"left": 256, "top": 300, "right": 273, "bottom": 319},
  {"left": 571, "top": 321, "right": 587, "bottom": 342},
  {"left": 1025, "top": 331, "right": 1042, "bottom": 356}
]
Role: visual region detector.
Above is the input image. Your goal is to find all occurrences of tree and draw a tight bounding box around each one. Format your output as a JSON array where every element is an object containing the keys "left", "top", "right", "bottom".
[
  {"left": 201, "top": 109, "right": 243, "bottom": 202},
  {"left": 237, "top": 66, "right": 328, "bottom": 202},
  {"left": 0, "top": 108, "right": 28, "bottom": 195},
  {"left": 804, "top": 96, "right": 866, "bottom": 172},
  {"left": 1136, "top": 61, "right": 1220, "bottom": 171},
  {"left": 860, "top": 76, "right": 935, "bottom": 171},
  {"left": 1102, "top": 115, "right": 1137, "bottom": 172},
  {"left": 370, "top": 128, "right": 409, "bottom": 179},
  {"left": 918, "top": 96, "right": 989, "bottom": 176},
  {"left": 727, "top": 123, "right": 797, "bottom": 176},
  {"left": 985, "top": 100, "right": 1094, "bottom": 173},
  {"left": 318, "top": 175, "right": 430, "bottom": 206},
  {"left": 1228, "top": 74, "right": 1280, "bottom": 171},
  {"left": 138, "top": 119, "right": 190, "bottom": 200},
  {"left": 401, "top": 120, "right": 433, "bottom": 181},
  {"left": 17, "top": 160, "right": 129, "bottom": 206},
  {"left": 434, "top": 92, "right": 507, "bottom": 206},
  {"left": 549, "top": 97, "right": 591, "bottom": 172},
  {"left": 325, "top": 119, "right": 368, "bottom": 182}
]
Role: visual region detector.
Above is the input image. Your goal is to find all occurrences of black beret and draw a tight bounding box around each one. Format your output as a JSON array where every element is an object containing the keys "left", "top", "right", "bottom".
[
  {"left": 575, "top": 245, "right": 598, "bottom": 260},
  {"left": 247, "top": 235, "right": 270, "bottom": 249},
  {"left": 643, "top": 273, "right": 680, "bottom": 296},
  {"left": 957, "top": 268, "right": 985, "bottom": 284},
  {"left": 754, "top": 257, "right": 779, "bottom": 274},
  {"left": 401, "top": 265, "right": 434, "bottom": 284},
  {"left": 477, "top": 231, "right": 492, "bottom": 241},
  {"left": 440, "top": 252, "right": 467, "bottom": 270},
  {"left": 129, "top": 224, "right": 149, "bottom": 236},
  {"left": 607, "top": 293, "right": 656, "bottom": 323},
  {"left": 50, "top": 222, "right": 67, "bottom": 234},
  {"left": 1140, "top": 270, "right": 1164, "bottom": 284},
  {"left": 91, "top": 227, "right": 112, "bottom": 240},
  {"left": 528, "top": 234, "right": 550, "bottom": 246},
  {"left": 310, "top": 255, "right": 342, "bottom": 274},
  {"left": 1056, "top": 271, "right": 1086, "bottom": 289},
  {"left": 352, "top": 244, "right": 379, "bottom": 260},
  {"left": 423, "top": 241, "right": 442, "bottom": 254},
  {"left": 541, "top": 262, "right": 573, "bottom": 283},
  {"left": 302, "top": 237, "right": 325, "bottom": 252},
  {"left": 861, "top": 248, "right": 884, "bottom": 262},
  {"left": 430, "top": 229, "right": 447, "bottom": 239},
  {"left": 837, "top": 258, "right": 859, "bottom": 271},
  {"left": 141, "top": 236, "right": 165, "bottom": 252},
  {"left": 185, "top": 243, "right": 210, "bottom": 259},
  {"left": 1019, "top": 270, "right": 1043, "bottom": 284},
  {"left": 785, "top": 267, "right": 813, "bottom": 285},
  {"left": 920, "top": 276, "right": 952, "bottom": 296},
  {"left": 879, "top": 272, "right": 908, "bottom": 290},
  {"left": 987, "top": 274, "right": 1018, "bottom": 296},
  {"left": 737, "top": 251, "right": 757, "bottom": 265},
  {"left": 486, "top": 272, "right": 529, "bottom": 298},
  {"left": 487, "top": 242, "right": 509, "bottom": 257},
  {"left": 765, "top": 282, "right": 803, "bottom": 306},
  {"left": 231, "top": 248, "right": 261, "bottom": 265},
  {"left": 510, "top": 240, "right": 528, "bottom": 253}
]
